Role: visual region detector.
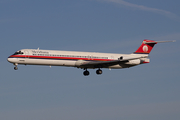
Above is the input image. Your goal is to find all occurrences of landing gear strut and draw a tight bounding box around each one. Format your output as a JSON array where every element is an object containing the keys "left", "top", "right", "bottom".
[
  {"left": 83, "top": 69, "right": 90, "bottom": 76},
  {"left": 14, "top": 63, "right": 18, "bottom": 70},
  {"left": 96, "top": 69, "right": 102, "bottom": 75}
]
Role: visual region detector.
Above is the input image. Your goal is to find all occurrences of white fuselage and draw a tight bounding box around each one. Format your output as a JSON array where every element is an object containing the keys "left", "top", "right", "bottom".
[{"left": 8, "top": 49, "right": 149, "bottom": 69}]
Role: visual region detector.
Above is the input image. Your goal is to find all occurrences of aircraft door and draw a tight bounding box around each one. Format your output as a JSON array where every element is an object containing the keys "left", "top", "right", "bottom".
[{"left": 24, "top": 50, "right": 29, "bottom": 58}]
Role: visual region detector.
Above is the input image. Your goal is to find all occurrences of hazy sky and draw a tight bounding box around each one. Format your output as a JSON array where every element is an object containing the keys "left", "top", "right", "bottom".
[{"left": 1, "top": 0, "right": 180, "bottom": 120}]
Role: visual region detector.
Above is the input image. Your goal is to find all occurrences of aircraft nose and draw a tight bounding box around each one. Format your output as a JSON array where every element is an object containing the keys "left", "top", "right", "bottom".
[
  {"left": 7, "top": 57, "right": 12, "bottom": 63},
  {"left": 7, "top": 56, "right": 17, "bottom": 63}
]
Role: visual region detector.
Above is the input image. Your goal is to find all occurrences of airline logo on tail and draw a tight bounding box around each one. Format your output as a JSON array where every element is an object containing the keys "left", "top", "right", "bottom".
[{"left": 143, "top": 45, "right": 148, "bottom": 52}]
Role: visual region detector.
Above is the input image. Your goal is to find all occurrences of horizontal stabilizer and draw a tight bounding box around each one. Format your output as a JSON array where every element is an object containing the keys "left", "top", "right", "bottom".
[{"left": 144, "top": 40, "right": 176, "bottom": 44}]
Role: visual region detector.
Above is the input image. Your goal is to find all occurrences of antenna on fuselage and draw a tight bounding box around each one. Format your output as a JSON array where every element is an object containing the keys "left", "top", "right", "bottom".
[{"left": 37, "top": 48, "right": 39, "bottom": 50}]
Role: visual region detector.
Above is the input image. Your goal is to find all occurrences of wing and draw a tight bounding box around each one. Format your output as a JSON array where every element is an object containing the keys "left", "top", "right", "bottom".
[{"left": 80, "top": 56, "right": 148, "bottom": 68}]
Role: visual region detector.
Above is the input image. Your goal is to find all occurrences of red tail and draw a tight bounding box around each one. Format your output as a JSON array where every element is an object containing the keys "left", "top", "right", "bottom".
[{"left": 134, "top": 40, "right": 157, "bottom": 54}]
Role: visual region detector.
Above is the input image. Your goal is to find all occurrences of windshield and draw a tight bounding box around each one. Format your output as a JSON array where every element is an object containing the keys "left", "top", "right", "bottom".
[{"left": 13, "top": 51, "right": 24, "bottom": 55}]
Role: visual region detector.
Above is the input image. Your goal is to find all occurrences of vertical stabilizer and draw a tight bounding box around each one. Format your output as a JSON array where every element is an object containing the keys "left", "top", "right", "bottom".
[{"left": 134, "top": 40, "right": 157, "bottom": 54}]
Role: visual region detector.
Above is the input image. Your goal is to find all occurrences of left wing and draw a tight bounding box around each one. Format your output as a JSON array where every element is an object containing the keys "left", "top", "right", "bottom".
[{"left": 80, "top": 56, "right": 148, "bottom": 68}]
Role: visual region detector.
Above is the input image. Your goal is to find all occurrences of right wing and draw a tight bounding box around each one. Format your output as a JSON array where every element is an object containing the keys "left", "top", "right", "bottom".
[{"left": 79, "top": 56, "right": 148, "bottom": 68}]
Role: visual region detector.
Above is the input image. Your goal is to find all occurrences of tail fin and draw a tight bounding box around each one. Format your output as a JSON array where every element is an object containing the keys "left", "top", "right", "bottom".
[
  {"left": 134, "top": 40, "right": 156, "bottom": 54},
  {"left": 134, "top": 39, "right": 175, "bottom": 54}
]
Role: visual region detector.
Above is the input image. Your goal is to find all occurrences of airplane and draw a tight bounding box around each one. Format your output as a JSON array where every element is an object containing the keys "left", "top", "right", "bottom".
[{"left": 7, "top": 39, "right": 174, "bottom": 76}]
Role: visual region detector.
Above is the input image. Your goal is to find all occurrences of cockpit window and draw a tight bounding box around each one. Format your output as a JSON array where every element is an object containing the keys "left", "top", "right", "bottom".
[{"left": 13, "top": 51, "right": 24, "bottom": 55}]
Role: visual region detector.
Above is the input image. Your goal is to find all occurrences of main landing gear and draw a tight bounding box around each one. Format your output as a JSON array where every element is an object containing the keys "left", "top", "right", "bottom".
[
  {"left": 96, "top": 69, "right": 102, "bottom": 75},
  {"left": 83, "top": 68, "right": 102, "bottom": 76},
  {"left": 83, "top": 69, "right": 90, "bottom": 76}
]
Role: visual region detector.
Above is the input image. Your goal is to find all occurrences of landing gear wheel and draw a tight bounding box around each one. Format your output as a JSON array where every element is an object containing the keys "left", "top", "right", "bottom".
[
  {"left": 96, "top": 69, "right": 102, "bottom": 75},
  {"left": 83, "top": 70, "right": 90, "bottom": 76},
  {"left": 14, "top": 66, "right": 18, "bottom": 70}
]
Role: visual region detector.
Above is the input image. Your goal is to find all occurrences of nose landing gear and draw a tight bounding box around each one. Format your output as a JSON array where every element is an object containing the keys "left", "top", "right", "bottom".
[
  {"left": 14, "top": 66, "right": 18, "bottom": 70},
  {"left": 14, "top": 63, "right": 18, "bottom": 70}
]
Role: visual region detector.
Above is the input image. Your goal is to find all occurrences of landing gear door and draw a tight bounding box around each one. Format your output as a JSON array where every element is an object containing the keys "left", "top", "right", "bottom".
[{"left": 25, "top": 50, "right": 29, "bottom": 58}]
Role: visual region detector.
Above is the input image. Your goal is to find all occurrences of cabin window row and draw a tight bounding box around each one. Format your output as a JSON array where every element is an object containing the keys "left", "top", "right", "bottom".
[{"left": 32, "top": 54, "right": 108, "bottom": 59}]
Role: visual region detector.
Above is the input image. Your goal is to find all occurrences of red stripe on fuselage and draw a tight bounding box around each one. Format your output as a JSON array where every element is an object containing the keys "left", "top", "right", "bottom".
[{"left": 9, "top": 55, "right": 112, "bottom": 62}]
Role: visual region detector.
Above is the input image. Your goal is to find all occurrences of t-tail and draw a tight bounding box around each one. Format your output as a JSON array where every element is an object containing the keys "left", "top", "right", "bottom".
[{"left": 134, "top": 39, "right": 175, "bottom": 54}]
